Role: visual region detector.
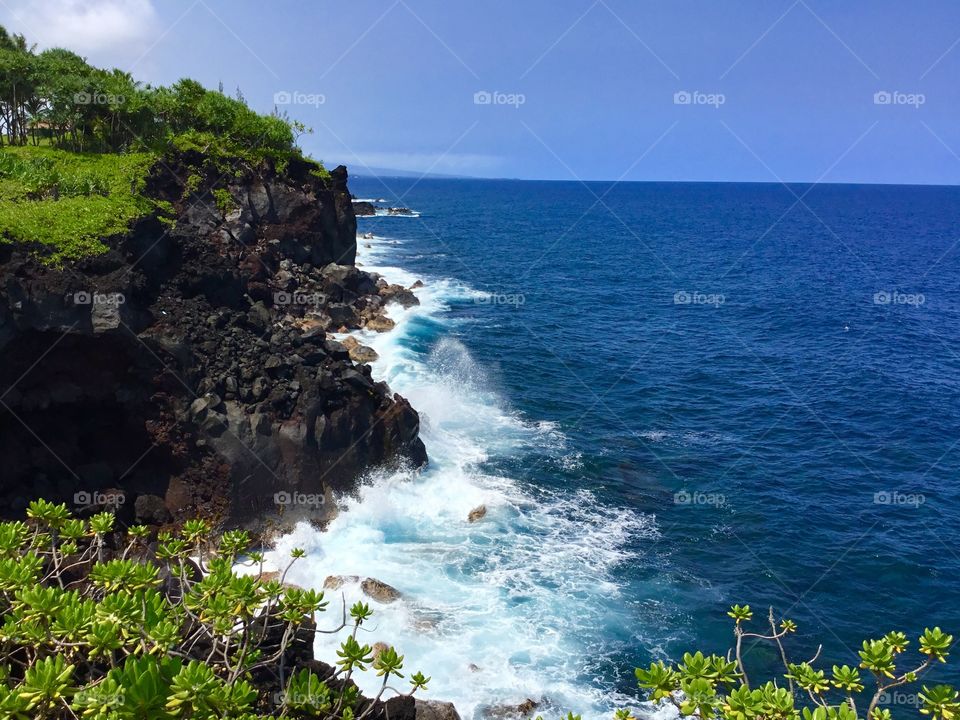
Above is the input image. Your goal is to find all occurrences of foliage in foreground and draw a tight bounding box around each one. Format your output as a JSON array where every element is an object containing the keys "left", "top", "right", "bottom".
[
  {"left": 633, "top": 604, "right": 955, "bottom": 720},
  {"left": 0, "top": 499, "right": 428, "bottom": 719}
]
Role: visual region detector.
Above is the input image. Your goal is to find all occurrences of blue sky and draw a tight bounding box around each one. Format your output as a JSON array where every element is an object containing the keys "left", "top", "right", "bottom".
[{"left": 2, "top": 0, "right": 959, "bottom": 184}]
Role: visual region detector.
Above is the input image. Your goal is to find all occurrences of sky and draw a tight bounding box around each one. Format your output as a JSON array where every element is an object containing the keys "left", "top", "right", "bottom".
[{"left": 1, "top": 0, "right": 959, "bottom": 184}]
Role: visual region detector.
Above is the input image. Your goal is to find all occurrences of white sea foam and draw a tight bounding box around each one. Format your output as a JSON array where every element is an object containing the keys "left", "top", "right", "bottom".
[{"left": 261, "top": 235, "right": 660, "bottom": 720}]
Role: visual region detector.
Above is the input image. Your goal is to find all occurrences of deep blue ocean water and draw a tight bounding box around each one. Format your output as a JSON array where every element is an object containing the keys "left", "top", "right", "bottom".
[{"left": 277, "top": 178, "right": 960, "bottom": 719}]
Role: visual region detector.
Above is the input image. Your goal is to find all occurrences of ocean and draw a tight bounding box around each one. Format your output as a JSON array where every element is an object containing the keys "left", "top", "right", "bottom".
[{"left": 265, "top": 178, "right": 960, "bottom": 720}]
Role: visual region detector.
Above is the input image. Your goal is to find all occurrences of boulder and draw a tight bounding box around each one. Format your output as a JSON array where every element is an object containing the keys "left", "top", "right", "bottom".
[
  {"left": 353, "top": 201, "right": 377, "bottom": 216},
  {"left": 468, "top": 505, "right": 487, "bottom": 523},
  {"left": 341, "top": 336, "right": 379, "bottom": 364},
  {"left": 483, "top": 700, "right": 540, "bottom": 720},
  {"left": 365, "top": 314, "right": 396, "bottom": 333},
  {"left": 134, "top": 494, "right": 171, "bottom": 525},
  {"left": 371, "top": 642, "right": 392, "bottom": 659},
  {"left": 416, "top": 700, "right": 462, "bottom": 720},
  {"left": 380, "top": 284, "right": 420, "bottom": 309},
  {"left": 361, "top": 577, "right": 402, "bottom": 603},
  {"left": 323, "top": 575, "right": 360, "bottom": 590}
]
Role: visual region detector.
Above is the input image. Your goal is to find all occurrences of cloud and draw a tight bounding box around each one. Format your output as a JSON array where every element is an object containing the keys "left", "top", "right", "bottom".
[{"left": 2, "top": 0, "right": 159, "bottom": 55}]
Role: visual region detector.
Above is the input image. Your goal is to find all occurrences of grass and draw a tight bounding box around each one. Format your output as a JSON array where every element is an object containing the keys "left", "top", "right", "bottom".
[{"left": 0, "top": 145, "right": 160, "bottom": 263}]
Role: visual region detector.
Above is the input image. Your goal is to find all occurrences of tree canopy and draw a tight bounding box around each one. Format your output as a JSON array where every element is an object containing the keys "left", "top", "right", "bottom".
[{"left": 0, "top": 26, "right": 295, "bottom": 162}]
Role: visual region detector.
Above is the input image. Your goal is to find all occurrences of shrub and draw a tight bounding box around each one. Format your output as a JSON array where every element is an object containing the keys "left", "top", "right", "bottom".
[
  {"left": 0, "top": 499, "right": 429, "bottom": 719},
  {"left": 633, "top": 604, "right": 955, "bottom": 720}
]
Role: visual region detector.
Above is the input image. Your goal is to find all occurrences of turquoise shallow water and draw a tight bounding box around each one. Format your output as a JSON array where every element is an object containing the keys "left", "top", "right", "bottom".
[{"left": 273, "top": 178, "right": 960, "bottom": 718}]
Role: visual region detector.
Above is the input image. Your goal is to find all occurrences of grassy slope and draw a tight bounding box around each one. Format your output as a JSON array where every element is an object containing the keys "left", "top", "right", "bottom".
[{"left": 0, "top": 145, "right": 160, "bottom": 263}]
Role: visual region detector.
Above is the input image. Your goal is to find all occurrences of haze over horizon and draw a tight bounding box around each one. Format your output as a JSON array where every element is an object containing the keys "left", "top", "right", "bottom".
[{"left": 2, "top": 0, "right": 958, "bottom": 185}]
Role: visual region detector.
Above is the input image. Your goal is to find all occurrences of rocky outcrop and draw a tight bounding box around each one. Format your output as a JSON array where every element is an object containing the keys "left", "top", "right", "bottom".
[
  {"left": 415, "top": 700, "right": 463, "bottom": 720},
  {"left": 0, "top": 155, "right": 426, "bottom": 530},
  {"left": 323, "top": 575, "right": 360, "bottom": 590},
  {"left": 353, "top": 201, "right": 376, "bottom": 216},
  {"left": 341, "top": 336, "right": 379, "bottom": 364},
  {"left": 468, "top": 505, "right": 487, "bottom": 522},
  {"left": 361, "top": 577, "right": 402, "bottom": 603},
  {"left": 483, "top": 699, "right": 540, "bottom": 719}
]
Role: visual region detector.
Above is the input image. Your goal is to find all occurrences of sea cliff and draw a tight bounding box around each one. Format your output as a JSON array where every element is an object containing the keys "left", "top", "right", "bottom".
[{"left": 0, "top": 153, "right": 427, "bottom": 532}]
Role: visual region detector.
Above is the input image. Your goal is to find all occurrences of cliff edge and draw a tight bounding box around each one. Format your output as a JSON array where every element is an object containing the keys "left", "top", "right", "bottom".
[{"left": 0, "top": 152, "right": 427, "bottom": 531}]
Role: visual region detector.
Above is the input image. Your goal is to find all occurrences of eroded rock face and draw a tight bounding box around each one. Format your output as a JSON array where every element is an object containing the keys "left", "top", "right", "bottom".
[{"left": 0, "top": 158, "right": 426, "bottom": 530}]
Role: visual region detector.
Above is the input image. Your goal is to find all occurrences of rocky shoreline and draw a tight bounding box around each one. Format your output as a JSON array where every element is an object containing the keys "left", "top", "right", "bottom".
[{"left": 0, "top": 156, "right": 427, "bottom": 533}]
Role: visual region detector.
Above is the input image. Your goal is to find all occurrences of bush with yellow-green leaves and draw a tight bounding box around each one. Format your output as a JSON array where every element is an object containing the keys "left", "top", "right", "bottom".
[
  {"left": 0, "top": 499, "right": 429, "bottom": 719},
  {"left": 633, "top": 604, "right": 954, "bottom": 720}
]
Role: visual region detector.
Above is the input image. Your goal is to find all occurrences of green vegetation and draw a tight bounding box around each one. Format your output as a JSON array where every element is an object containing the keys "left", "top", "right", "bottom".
[
  {"left": 0, "top": 24, "right": 326, "bottom": 263},
  {"left": 0, "top": 500, "right": 954, "bottom": 720},
  {"left": 0, "top": 499, "right": 428, "bottom": 719},
  {"left": 0, "top": 26, "right": 294, "bottom": 160},
  {"left": 0, "top": 146, "right": 160, "bottom": 261},
  {"left": 632, "top": 604, "right": 955, "bottom": 720}
]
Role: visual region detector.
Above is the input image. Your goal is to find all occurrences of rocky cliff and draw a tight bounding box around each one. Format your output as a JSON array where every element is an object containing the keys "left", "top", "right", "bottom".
[{"left": 0, "top": 153, "right": 427, "bottom": 531}]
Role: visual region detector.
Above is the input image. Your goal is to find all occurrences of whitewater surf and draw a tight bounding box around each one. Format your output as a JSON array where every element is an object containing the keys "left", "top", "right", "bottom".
[{"left": 261, "top": 232, "right": 659, "bottom": 720}]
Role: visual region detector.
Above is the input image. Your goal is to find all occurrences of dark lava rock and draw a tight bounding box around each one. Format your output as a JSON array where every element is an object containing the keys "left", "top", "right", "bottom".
[{"left": 0, "top": 157, "right": 427, "bottom": 531}]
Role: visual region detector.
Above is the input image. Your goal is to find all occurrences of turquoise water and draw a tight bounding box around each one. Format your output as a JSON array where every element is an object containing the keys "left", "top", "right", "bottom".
[{"left": 269, "top": 178, "right": 960, "bottom": 719}]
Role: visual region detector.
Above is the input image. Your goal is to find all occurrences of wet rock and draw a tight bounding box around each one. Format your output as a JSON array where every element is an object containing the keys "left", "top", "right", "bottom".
[
  {"left": 416, "top": 700, "right": 462, "bottom": 720},
  {"left": 341, "top": 336, "right": 379, "bottom": 364},
  {"left": 323, "top": 575, "right": 360, "bottom": 590},
  {"left": 361, "top": 577, "right": 402, "bottom": 603},
  {"left": 484, "top": 700, "right": 540, "bottom": 720},
  {"left": 468, "top": 505, "right": 487, "bottom": 523},
  {"left": 364, "top": 314, "right": 396, "bottom": 333},
  {"left": 380, "top": 283, "right": 420, "bottom": 309}
]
